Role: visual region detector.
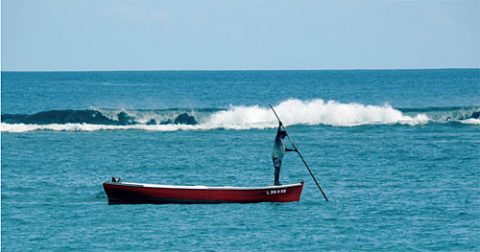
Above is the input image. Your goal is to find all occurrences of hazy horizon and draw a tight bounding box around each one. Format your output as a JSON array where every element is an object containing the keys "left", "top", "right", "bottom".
[{"left": 2, "top": 67, "right": 480, "bottom": 73}]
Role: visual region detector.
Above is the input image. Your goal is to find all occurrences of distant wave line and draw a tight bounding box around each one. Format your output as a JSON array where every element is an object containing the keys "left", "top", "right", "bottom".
[{"left": 1, "top": 98, "right": 479, "bottom": 132}]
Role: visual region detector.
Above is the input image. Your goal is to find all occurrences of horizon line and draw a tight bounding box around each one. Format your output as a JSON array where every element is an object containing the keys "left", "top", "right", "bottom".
[{"left": 2, "top": 67, "right": 480, "bottom": 73}]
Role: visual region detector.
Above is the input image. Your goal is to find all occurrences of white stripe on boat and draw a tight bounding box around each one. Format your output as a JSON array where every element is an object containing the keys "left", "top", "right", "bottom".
[{"left": 105, "top": 182, "right": 303, "bottom": 190}]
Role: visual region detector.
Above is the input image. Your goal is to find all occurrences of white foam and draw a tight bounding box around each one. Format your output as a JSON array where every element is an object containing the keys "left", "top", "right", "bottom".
[
  {"left": 460, "top": 118, "right": 480, "bottom": 125},
  {"left": 1, "top": 98, "right": 430, "bottom": 132},
  {"left": 204, "top": 99, "right": 429, "bottom": 128},
  {"left": 0, "top": 123, "right": 203, "bottom": 133}
]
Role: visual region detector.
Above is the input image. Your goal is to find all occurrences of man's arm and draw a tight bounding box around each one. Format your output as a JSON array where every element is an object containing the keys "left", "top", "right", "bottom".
[{"left": 285, "top": 147, "right": 297, "bottom": 152}]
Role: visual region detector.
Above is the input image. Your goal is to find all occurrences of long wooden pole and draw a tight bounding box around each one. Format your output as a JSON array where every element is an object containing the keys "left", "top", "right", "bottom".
[{"left": 269, "top": 105, "right": 329, "bottom": 202}]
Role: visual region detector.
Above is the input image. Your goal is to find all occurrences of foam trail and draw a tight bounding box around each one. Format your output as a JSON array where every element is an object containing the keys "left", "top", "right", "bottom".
[
  {"left": 460, "top": 118, "right": 480, "bottom": 125},
  {"left": 1, "top": 99, "right": 430, "bottom": 132},
  {"left": 0, "top": 123, "right": 203, "bottom": 133}
]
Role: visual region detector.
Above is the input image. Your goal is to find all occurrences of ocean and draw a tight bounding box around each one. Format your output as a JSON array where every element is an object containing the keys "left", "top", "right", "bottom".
[{"left": 1, "top": 69, "right": 479, "bottom": 251}]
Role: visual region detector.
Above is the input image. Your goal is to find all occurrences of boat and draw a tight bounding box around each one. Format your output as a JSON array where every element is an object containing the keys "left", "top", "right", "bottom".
[{"left": 103, "top": 179, "right": 304, "bottom": 204}]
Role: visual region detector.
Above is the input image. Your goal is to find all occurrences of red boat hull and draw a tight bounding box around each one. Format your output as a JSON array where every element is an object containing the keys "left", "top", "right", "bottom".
[{"left": 103, "top": 182, "right": 304, "bottom": 204}]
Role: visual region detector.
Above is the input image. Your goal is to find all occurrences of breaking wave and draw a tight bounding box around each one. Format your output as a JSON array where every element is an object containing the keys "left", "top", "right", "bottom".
[{"left": 1, "top": 98, "right": 478, "bottom": 132}]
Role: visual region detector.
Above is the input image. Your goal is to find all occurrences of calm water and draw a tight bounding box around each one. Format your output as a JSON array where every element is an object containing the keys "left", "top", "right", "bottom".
[{"left": 2, "top": 70, "right": 479, "bottom": 251}]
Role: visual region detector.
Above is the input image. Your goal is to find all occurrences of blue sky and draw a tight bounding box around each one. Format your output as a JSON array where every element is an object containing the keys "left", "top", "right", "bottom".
[{"left": 2, "top": 0, "right": 479, "bottom": 71}]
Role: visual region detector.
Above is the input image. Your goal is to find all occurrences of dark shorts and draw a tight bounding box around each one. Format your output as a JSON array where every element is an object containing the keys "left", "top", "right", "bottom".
[{"left": 273, "top": 157, "right": 282, "bottom": 169}]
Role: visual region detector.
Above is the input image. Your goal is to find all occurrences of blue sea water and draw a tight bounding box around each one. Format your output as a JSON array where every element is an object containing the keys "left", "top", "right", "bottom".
[{"left": 1, "top": 69, "right": 479, "bottom": 251}]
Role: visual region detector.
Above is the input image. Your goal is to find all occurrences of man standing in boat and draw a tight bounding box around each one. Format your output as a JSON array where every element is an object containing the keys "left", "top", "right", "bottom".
[{"left": 272, "top": 122, "right": 297, "bottom": 185}]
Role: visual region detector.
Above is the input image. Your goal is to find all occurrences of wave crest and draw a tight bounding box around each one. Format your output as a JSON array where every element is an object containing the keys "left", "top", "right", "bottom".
[
  {"left": 205, "top": 99, "right": 429, "bottom": 128},
  {"left": 1, "top": 99, "right": 435, "bottom": 132}
]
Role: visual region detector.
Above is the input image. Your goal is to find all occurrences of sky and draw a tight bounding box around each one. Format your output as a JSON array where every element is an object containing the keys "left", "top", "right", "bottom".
[{"left": 1, "top": 0, "right": 479, "bottom": 71}]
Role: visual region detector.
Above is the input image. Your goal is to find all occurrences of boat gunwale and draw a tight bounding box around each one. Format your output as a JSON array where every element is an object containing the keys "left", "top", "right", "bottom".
[{"left": 103, "top": 181, "right": 304, "bottom": 191}]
